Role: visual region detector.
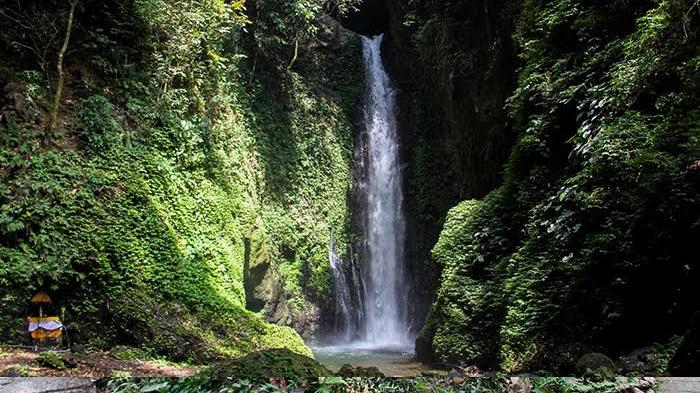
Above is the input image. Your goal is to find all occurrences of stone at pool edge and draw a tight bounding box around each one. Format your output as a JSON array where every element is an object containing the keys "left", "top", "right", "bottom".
[
  {"left": 336, "top": 363, "right": 386, "bottom": 377},
  {"left": 421, "top": 369, "right": 449, "bottom": 378}
]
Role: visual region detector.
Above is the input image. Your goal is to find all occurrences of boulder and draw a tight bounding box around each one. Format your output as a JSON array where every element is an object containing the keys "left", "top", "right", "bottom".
[
  {"left": 205, "top": 348, "right": 331, "bottom": 379},
  {"left": 336, "top": 364, "right": 356, "bottom": 377},
  {"left": 336, "top": 364, "right": 385, "bottom": 377},
  {"left": 575, "top": 352, "right": 616, "bottom": 378},
  {"left": 414, "top": 335, "right": 435, "bottom": 363}
]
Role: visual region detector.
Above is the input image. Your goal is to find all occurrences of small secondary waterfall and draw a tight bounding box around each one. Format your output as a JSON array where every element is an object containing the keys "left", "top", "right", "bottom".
[
  {"left": 326, "top": 34, "right": 410, "bottom": 349},
  {"left": 328, "top": 236, "right": 364, "bottom": 342},
  {"left": 329, "top": 236, "right": 353, "bottom": 341}
]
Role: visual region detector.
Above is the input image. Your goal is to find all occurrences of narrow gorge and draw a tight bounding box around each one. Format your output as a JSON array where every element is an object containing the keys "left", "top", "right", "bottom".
[{"left": 0, "top": 0, "right": 698, "bottom": 382}]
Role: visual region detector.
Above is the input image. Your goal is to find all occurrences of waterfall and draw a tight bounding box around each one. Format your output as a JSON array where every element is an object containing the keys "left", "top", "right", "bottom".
[
  {"left": 358, "top": 34, "right": 409, "bottom": 347},
  {"left": 326, "top": 34, "right": 410, "bottom": 349}
]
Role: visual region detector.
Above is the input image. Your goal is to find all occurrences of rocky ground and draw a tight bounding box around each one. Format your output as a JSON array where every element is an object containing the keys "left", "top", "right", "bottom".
[
  {"left": 1, "top": 345, "right": 698, "bottom": 393},
  {"left": 0, "top": 347, "right": 197, "bottom": 378},
  {"left": 656, "top": 378, "right": 700, "bottom": 393}
]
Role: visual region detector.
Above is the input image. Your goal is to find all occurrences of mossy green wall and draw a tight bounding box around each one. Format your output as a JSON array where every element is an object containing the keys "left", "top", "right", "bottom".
[
  {"left": 0, "top": 1, "right": 362, "bottom": 359},
  {"left": 415, "top": 0, "right": 699, "bottom": 372}
]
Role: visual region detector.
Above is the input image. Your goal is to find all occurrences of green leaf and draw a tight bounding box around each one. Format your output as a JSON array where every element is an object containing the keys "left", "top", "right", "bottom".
[{"left": 140, "top": 381, "right": 170, "bottom": 392}]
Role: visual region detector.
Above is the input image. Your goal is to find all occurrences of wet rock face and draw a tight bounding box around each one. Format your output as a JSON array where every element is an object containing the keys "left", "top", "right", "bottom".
[
  {"left": 243, "top": 236, "right": 321, "bottom": 338},
  {"left": 414, "top": 335, "right": 434, "bottom": 363},
  {"left": 373, "top": 0, "right": 520, "bottom": 342},
  {"left": 241, "top": 15, "right": 362, "bottom": 339},
  {"left": 383, "top": 0, "right": 518, "bottom": 200}
]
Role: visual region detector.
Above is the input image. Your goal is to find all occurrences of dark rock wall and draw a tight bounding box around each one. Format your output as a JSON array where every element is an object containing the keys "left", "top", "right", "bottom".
[{"left": 377, "top": 0, "right": 519, "bottom": 334}]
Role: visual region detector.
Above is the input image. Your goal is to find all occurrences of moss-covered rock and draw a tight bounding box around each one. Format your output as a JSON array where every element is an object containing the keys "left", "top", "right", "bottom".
[
  {"left": 109, "top": 346, "right": 149, "bottom": 361},
  {"left": 575, "top": 353, "right": 617, "bottom": 378},
  {"left": 336, "top": 364, "right": 385, "bottom": 377},
  {"left": 205, "top": 349, "right": 331, "bottom": 379},
  {"left": 419, "top": 198, "right": 504, "bottom": 367},
  {"left": 0, "top": 366, "right": 35, "bottom": 377}
]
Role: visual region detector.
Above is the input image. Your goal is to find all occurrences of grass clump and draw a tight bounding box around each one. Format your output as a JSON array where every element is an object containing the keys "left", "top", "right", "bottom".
[{"left": 36, "top": 351, "right": 66, "bottom": 370}]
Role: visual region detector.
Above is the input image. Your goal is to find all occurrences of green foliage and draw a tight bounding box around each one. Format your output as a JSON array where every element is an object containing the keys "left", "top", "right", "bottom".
[
  {"left": 421, "top": 0, "right": 700, "bottom": 372},
  {"left": 100, "top": 376, "right": 656, "bottom": 393},
  {"left": 100, "top": 376, "right": 511, "bottom": 393},
  {"left": 646, "top": 336, "right": 684, "bottom": 375},
  {"left": 432, "top": 200, "right": 483, "bottom": 269},
  {"left": 79, "top": 95, "right": 122, "bottom": 151},
  {"left": 421, "top": 195, "right": 513, "bottom": 367},
  {"left": 251, "top": 0, "right": 361, "bottom": 66},
  {"left": 532, "top": 378, "right": 615, "bottom": 393},
  {"left": 132, "top": 0, "right": 248, "bottom": 114},
  {"left": 110, "top": 346, "right": 151, "bottom": 361}
]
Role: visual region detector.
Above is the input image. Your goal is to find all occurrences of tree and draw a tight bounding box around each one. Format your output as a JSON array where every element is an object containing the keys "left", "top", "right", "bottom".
[
  {"left": 48, "top": 0, "right": 78, "bottom": 133},
  {"left": 249, "top": 0, "right": 361, "bottom": 70},
  {"left": 0, "top": 0, "right": 79, "bottom": 135}
]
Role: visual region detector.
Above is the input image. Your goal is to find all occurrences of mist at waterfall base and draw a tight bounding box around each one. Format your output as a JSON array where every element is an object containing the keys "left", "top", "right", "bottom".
[{"left": 314, "top": 34, "right": 414, "bottom": 369}]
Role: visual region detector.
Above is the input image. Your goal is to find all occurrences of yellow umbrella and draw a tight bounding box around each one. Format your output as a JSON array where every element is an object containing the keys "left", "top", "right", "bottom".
[{"left": 30, "top": 291, "right": 52, "bottom": 304}]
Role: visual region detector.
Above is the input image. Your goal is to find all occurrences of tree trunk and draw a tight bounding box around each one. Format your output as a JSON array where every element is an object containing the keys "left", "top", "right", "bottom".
[
  {"left": 286, "top": 32, "right": 300, "bottom": 71},
  {"left": 47, "top": 0, "right": 77, "bottom": 134}
]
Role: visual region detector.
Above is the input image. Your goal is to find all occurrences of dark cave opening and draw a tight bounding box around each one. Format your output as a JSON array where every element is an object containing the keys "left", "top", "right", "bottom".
[{"left": 334, "top": 0, "right": 390, "bottom": 36}]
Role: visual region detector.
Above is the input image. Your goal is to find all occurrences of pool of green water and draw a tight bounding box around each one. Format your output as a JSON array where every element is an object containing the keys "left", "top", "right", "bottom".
[{"left": 311, "top": 344, "right": 437, "bottom": 377}]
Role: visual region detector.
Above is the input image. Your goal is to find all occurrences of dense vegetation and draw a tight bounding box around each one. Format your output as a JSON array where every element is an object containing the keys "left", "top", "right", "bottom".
[
  {"left": 414, "top": 0, "right": 699, "bottom": 373},
  {"left": 100, "top": 375, "right": 662, "bottom": 393},
  {"left": 0, "top": 0, "right": 362, "bottom": 359}
]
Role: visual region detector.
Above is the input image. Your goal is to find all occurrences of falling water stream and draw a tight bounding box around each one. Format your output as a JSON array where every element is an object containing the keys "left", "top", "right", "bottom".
[
  {"left": 359, "top": 33, "right": 409, "bottom": 348},
  {"left": 314, "top": 34, "right": 422, "bottom": 376}
]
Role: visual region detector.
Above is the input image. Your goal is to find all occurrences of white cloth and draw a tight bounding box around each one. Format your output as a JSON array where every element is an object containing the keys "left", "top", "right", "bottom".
[{"left": 28, "top": 320, "right": 63, "bottom": 332}]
